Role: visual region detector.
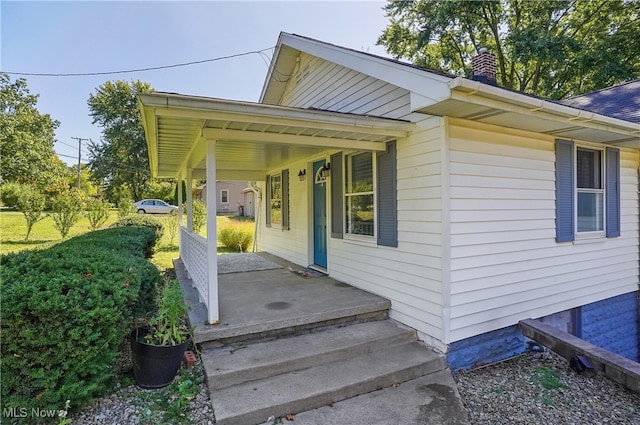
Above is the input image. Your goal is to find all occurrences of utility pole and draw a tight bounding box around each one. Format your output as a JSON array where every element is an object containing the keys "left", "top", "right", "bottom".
[{"left": 71, "top": 137, "right": 89, "bottom": 189}]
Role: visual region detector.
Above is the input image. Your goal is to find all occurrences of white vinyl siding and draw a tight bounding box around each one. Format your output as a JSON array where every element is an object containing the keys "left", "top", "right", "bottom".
[
  {"left": 281, "top": 53, "right": 412, "bottom": 119},
  {"left": 258, "top": 159, "right": 309, "bottom": 266},
  {"left": 327, "top": 117, "right": 446, "bottom": 349},
  {"left": 447, "top": 119, "right": 639, "bottom": 343}
]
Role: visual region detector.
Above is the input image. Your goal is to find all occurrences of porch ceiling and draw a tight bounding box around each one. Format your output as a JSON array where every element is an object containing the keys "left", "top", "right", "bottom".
[{"left": 139, "top": 93, "right": 414, "bottom": 180}]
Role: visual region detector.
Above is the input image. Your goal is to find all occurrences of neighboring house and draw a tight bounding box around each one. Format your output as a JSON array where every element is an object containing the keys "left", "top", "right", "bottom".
[
  {"left": 197, "top": 181, "right": 251, "bottom": 215},
  {"left": 138, "top": 33, "right": 640, "bottom": 369}
]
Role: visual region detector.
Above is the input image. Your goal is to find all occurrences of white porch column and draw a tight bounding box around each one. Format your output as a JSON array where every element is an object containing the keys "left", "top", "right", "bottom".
[
  {"left": 186, "top": 168, "right": 193, "bottom": 232},
  {"left": 206, "top": 139, "right": 219, "bottom": 324},
  {"left": 177, "top": 173, "right": 183, "bottom": 227}
]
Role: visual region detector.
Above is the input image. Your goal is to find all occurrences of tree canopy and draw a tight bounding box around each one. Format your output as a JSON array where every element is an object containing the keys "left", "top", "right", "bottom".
[
  {"left": 378, "top": 0, "right": 640, "bottom": 99},
  {"left": 87, "top": 80, "right": 154, "bottom": 202},
  {"left": 0, "top": 74, "right": 68, "bottom": 186}
]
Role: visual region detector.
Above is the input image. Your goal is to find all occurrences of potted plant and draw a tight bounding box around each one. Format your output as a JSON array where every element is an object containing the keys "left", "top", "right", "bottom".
[{"left": 130, "top": 279, "right": 192, "bottom": 388}]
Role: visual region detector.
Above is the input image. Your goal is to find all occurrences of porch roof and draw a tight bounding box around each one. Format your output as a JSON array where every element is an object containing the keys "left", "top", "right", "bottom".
[{"left": 138, "top": 92, "right": 414, "bottom": 180}]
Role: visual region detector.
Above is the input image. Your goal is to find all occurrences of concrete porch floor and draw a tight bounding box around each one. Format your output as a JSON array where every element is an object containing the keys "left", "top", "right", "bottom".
[{"left": 174, "top": 253, "right": 391, "bottom": 344}]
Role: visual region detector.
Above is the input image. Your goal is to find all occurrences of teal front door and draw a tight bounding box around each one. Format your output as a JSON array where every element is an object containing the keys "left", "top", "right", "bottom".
[{"left": 313, "top": 160, "right": 327, "bottom": 268}]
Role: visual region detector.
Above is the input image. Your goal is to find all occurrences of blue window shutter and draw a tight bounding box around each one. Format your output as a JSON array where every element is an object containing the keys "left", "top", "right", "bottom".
[
  {"left": 555, "top": 139, "right": 574, "bottom": 242},
  {"left": 281, "top": 169, "right": 290, "bottom": 231},
  {"left": 376, "top": 141, "right": 398, "bottom": 247},
  {"left": 330, "top": 152, "right": 343, "bottom": 238},
  {"left": 265, "top": 175, "right": 271, "bottom": 228},
  {"left": 606, "top": 147, "right": 620, "bottom": 237}
]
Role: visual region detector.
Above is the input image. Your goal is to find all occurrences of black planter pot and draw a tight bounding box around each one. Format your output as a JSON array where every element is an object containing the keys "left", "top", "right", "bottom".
[{"left": 130, "top": 327, "right": 191, "bottom": 389}]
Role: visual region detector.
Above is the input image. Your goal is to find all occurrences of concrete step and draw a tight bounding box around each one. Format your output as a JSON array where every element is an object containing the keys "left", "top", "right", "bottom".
[
  {"left": 193, "top": 298, "right": 390, "bottom": 344},
  {"left": 202, "top": 320, "right": 417, "bottom": 390},
  {"left": 211, "top": 341, "right": 446, "bottom": 425}
]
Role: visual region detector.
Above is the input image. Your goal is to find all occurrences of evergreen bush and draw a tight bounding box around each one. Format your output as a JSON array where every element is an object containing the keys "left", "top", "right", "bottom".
[
  {"left": 110, "top": 215, "right": 164, "bottom": 249},
  {"left": 0, "top": 227, "right": 160, "bottom": 418}
]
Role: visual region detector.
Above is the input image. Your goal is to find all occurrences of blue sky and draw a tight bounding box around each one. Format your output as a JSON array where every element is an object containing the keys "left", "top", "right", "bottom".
[{"left": 2, "top": 1, "right": 389, "bottom": 166}]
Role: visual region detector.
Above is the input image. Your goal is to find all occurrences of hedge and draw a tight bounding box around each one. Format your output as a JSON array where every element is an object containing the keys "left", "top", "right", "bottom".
[{"left": 0, "top": 226, "right": 161, "bottom": 419}]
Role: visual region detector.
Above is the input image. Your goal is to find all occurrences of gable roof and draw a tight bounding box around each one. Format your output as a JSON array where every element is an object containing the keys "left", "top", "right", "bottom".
[
  {"left": 562, "top": 80, "right": 640, "bottom": 124},
  {"left": 262, "top": 32, "right": 640, "bottom": 148}
]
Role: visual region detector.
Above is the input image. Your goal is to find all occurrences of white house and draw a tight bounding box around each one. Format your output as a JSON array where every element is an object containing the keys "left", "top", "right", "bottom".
[{"left": 139, "top": 33, "right": 640, "bottom": 369}]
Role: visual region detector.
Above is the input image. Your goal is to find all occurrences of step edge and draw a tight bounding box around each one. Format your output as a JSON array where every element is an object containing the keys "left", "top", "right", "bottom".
[
  {"left": 214, "top": 358, "right": 447, "bottom": 425},
  {"left": 207, "top": 330, "right": 417, "bottom": 390}
]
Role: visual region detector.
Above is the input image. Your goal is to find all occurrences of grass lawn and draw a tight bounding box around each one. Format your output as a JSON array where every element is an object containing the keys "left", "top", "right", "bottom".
[{"left": 0, "top": 210, "right": 251, "bottom": 270}]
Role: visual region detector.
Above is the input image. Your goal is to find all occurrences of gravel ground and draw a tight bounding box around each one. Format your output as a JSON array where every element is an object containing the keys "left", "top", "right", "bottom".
[
  {"left": 454, "top": 350, "right": 640, "bottom": 425},
  {"left": 70, "top": 349, "right": 640, "bottom": 424},
  {"left": 68, "top": 352, "right": 216, "bottom": 425}
]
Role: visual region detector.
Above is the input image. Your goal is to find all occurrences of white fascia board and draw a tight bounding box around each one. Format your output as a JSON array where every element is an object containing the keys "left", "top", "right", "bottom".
[
  {"left": 265, "top": 33, "right": 453, "bottom": 107},
  {"left": 139, "top": 92, "right": 414, "bottom": 135},
  {"left": 449, "top": 77, "right": 640, "bottom": 137}
]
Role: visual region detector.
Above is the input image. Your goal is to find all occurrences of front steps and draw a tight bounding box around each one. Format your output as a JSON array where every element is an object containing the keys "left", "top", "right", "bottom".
[{"left": 201, "top": 320, "right": 450, "bottom": 425}]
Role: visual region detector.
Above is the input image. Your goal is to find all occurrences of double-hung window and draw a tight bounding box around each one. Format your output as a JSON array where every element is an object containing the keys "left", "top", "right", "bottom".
[
  {"left": 556, "top": 140, "right": 620, "bottom": 242},
  {"left": 330, "top": 141, "right": 398, "bottom": 247},
  {"left": 576, "top": 147, "right": 603, "bottom": 233},
  {"left": 265, "top": 170, "right": 289, "bottom": 230},
  {"left": 345, "top": 152, "right": 375, "bottom": 237},
  {"left": 221, "top": 189, "right": 229, "bottom": 204},
  {"left": 269, "top": 174, "right": 282, "bottom": 226}
]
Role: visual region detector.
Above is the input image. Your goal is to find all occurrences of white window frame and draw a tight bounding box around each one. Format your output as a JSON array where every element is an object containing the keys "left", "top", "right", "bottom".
[
  {"left": 343, "top": 151, "right": 377, "bottom": 241},
  {"left": 269, "top": 172, "right": 282, "bottom": 228},
  {"left": 220, "top": 189, "right": 229, "bottom": 204},
  {"left": 575, "top": 144, "right": 605, "bottom": 239}
]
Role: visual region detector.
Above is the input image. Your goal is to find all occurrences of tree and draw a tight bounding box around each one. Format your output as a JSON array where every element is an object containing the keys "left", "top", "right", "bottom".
[
  {"left": 87, "top": 80, "right": 154, "bottom": 203},
  {"left": 16, "top": 185, "right": 46, "bottom": 241},
  {"left": 0, "top": 74, "right": 68, "bottom": 186},
  {"left": 50, "top": 189, "right": 85, "bottom": 238},
  {"left": 378, "top": 0, "right": 640, "bottom": 99},
  {"left": 85, "top": 198, "right": 110, "bottom": 230}
]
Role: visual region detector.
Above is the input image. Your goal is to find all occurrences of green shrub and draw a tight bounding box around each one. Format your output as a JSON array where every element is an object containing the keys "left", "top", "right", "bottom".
[
  {"left": 16, "top": 184, "right": 46, "bottom": 241},
  {"left": 117, "top": 197, "right": 136, "bottom": 219},
  {"left": 192, "top": 199, "right": 206, "bottom": 233},
  {"left": 162, "top": 210, "right": 179, "bottom": 245},
  {"left": 218, "top": 221, "right": 253, "bottom": 252},
  {"left": 0, "top": 227, "right": 160, "bottom": 417},
  {"left": 110, "top": 215, "right": 164, "bottom": 250},
  {"left": 0, "top": 181, "right": 25, "bottom": 208},
  {"left": 50, "top": 189, "right": 86, "bottom": 238},
  {"left": 85, "top": 198, "right": 111, "bottom": 230}
]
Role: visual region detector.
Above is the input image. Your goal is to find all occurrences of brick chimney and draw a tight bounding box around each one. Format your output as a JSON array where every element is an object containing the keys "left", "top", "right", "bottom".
[{"left": 472, "top": 47, "right": 497, "bottom": 85}]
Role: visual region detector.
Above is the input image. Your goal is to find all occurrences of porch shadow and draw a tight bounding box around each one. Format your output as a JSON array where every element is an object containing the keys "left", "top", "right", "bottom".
[{"left": 174, "top": 253, "right": 391, "bottom": 344}]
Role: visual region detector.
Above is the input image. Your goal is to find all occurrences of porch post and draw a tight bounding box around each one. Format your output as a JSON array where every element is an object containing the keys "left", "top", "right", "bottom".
[
  {"left": 186, "top": 168, "right": 193, "bottom": 232},
  {"left": 176, "top": 170, "right": 183, "bottom": 258},
  {"left": 206, "top": 139, "right": 219, "bottom": 324}
]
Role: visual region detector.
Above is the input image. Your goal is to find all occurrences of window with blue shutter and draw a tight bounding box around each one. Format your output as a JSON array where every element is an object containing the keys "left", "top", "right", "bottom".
[
  {"left": 281, "top": 169, "right": 290, "bottom": 231},
  {"left": 556, "top": 140, "right": 575, "bottom": 242},
  {"left": 555, "top": 140, "right": 621, "bottom": 242},
  {"left": 605, "top": 147, "right": 620, "bottom": 237},
  {"left": 265, "top": 174, "right": 272, "bottom": 228},
  {"left": 377, "top": 141, "right": 398, "bottom": 247},
  {"left": 330, "top": 152, "right": 343, "bottom": 239}
]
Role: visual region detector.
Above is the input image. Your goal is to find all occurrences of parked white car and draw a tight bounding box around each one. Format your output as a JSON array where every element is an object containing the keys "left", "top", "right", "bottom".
[{"left": 134, "top": 199, "right": 178, "bottom": 214}]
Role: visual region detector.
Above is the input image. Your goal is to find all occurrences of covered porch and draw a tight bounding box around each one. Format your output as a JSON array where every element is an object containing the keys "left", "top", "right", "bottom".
[
  {"left": 175, "top": 252, "right": 390, "bottom": 343},
  {"left": 138, "top": 92, "right": 413, "bottom": 325}
]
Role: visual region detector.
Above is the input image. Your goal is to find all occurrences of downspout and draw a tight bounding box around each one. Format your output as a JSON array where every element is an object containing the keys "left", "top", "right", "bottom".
[{"left": 248, "top": 182, "right": 262, "bottom": 253}]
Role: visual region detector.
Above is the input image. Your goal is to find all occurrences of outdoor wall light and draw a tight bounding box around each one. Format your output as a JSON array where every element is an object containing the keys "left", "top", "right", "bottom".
[
  {"left": 320, "top": 163, "right": 331, "bottom": 178},
  {"left": 298, "top": 169, "right": 306, "bottom": 181}
]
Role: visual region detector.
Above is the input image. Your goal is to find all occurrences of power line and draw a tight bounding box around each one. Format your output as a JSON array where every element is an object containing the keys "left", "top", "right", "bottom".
[{"left": 4, "top": 48, "right": 274, "bottom": 77}]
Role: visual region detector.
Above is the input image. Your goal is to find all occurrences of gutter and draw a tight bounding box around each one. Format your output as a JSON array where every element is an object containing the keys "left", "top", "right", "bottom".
[{"left": 448, "top": 77, "right": 640, "bottom": 136}]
